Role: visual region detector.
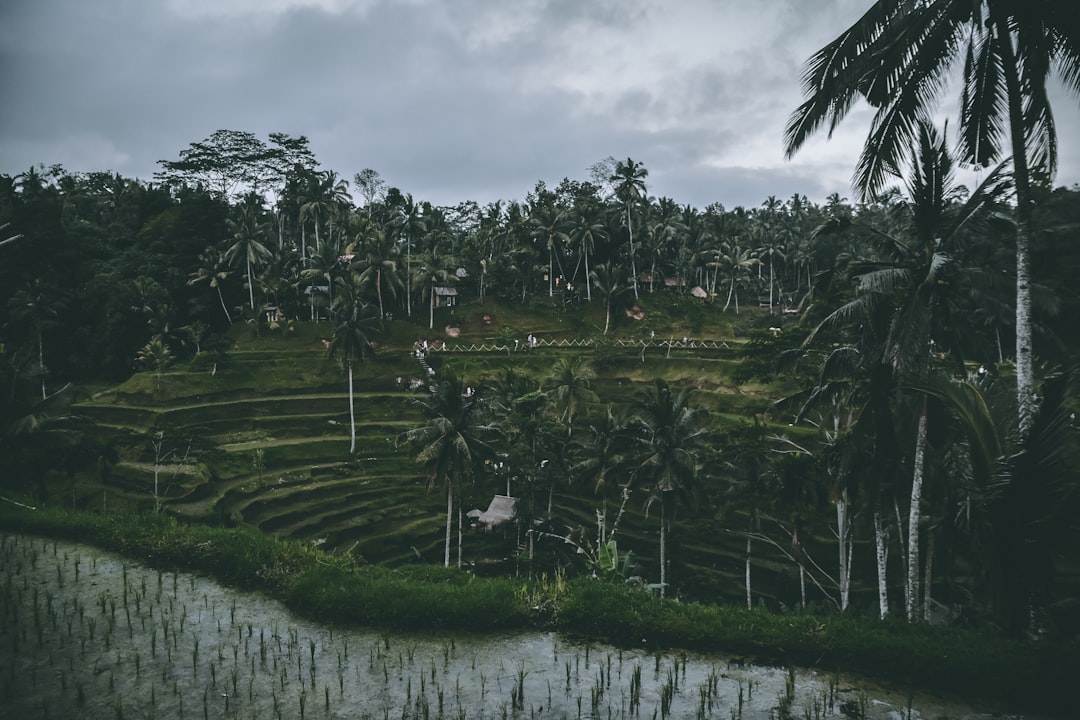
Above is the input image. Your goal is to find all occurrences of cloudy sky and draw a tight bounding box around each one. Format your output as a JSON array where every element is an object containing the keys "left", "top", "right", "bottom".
[{"left": 2, "top": 0, "right": 1078, "bottom": 210}]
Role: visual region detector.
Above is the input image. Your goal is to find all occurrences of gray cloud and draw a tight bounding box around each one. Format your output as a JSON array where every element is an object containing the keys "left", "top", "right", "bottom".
[{"left": 2, "top": 0, "right": 1077, "bottom": 211}]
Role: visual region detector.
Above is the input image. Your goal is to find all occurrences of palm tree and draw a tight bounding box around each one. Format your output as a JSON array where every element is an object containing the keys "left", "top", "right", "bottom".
[
  {"left": 610, "top": 158, "right": 648, "bottom": 299},
  {"left": 188, "top": 248, "right": 234, "bottom": 326},
  {"left": 711, "top": 243, "right": 761, "bottom": 313},
  {"left": 391, "top": 194, "right": 426, "bottom": 318},
  {"left": 224, "top": 204, "right": 273, "bottom": 312},
  {"left": 7, "top": 278, "right": 63, "bottom": 399},
  {"left": 799, "top": 121, "right": 1012, "bottom": 620},
  {"left": 589, "top": 262, "right": 630, "bottom": 335},
  {"left": 354, "top": 226, "right": 403, "bottom": 319},
  {"left": 784, "top": 0, "right": 1080, "bottom": 435},
  {"left": 326, "top": 276, "right": 378, "bottom": 455},
  {"left": 412, "top": 245, "right": 457, "bottom": 330},
  {"left": 300, "top": 170, "right": 351, "bottom": 258},
  {"left": 644, "top": 197, "right": 685, "bottom": 292},
  {"left": 569, "top": 202, "right": 606, "bottom": 301},
  {"left": 529, "top": 203, "right": 570, "bottom": 297},
  {"left": 629, "top": 379, "right": 707, "bottom": 596},
  {"left": 545, "top": 356, "right": 598, "bottom": 429},
  {"left": 752, "top": 196, "right": 787, "bottom": 312},
  {"left": 401, "top": 373, "right": 496, "bottom": 567}
]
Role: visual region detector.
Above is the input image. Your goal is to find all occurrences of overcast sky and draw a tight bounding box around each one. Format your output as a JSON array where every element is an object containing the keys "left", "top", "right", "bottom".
[{"left": 2, "top": 0, "right": 1078, "bottom": 210}]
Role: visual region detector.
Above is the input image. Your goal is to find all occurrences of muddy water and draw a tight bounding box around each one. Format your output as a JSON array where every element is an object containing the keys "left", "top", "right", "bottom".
[{"left": 0, "top": 533, "right": 1033, "bottom": 719}]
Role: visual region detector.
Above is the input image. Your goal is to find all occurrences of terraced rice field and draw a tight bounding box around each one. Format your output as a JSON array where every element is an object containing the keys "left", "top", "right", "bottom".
[{"left": 74, "top": 340, "right": 825, "bottom": 605}]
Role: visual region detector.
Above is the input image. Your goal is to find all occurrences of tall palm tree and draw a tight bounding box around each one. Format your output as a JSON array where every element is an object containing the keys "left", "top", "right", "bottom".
[
  {"left": 300, "top": 170, "right": 351, "bottom": 258},
  {"left": 529, "top": 203, "right": 570, "bottom": 297},
  {"left": 7, "top": 278, "right": 63, "bottom": 399},
  {"left": 545, "top": 356, "right": 598, "bottom": 429},
  {"left": 610, "top": 158, "right": 649, "bottom": 299},
  {"left": 354, "top": 226, "right": 403, "bottom": 319},
  {"left": 224, "top": 204, "right": 273, "bottom": 312},
  {"left": 412, "top": 245, "right": 457, "bottom": 330},
  {"left": 710, "top": 242, "right": 761, "bottom": 313},
  {"left": 401, "top": 373, "right": 496, "bottom": 567},
  {"left": 800, "top": 121, "right": 1012, "bottom": 620},
  {"left": 589, "top": 262, "right": 630, "bottom": 334},
  {"left": 326, "top": 276, "right": 378, "bottom": 455},
  {"left": 392, "top": 194, "right": 426, "bottom": 318},
  {"left": 784, "top": 0, "right": 1080, "bottom": 435},
  {"left": 188, "top": 248, "right": 233, "bottom": 326},
  {"left": 629, "top": 379, "right": 707, "bottom": 596},
  {"left": 569, "top": 201, "right": 606, "bottom": 301}
]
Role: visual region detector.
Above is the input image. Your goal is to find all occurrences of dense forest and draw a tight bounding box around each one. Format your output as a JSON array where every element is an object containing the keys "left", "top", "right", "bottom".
[{"left": 3, "top": 120, "right": 1079, "bottom": 643}]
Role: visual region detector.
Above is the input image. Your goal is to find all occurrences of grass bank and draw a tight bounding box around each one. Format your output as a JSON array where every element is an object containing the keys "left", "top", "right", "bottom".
[{"left": 1, "top": 501, "right": 1073, "bottom": 716}]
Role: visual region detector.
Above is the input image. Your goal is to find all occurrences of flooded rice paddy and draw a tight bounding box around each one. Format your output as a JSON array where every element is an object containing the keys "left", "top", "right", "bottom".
[{"left": 0, "top": 533, "right": 1032, "bottom": 719}]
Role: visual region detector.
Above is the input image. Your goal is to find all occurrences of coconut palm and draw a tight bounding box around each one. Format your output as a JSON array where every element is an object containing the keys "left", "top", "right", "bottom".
[
  {"left": 610, "top": 158, "right": 648, "bottom": 299},
  {"left": 569, "top": 201, "right": 606, "bottom": 300},
  {"left": 7, "top": 278, "right": 63, "bottom": 399},
  {"left": 412, "top": 244, "right": 457, "bottom": 330},
  {"left": 589, "top": 262, "right": 630, "bottom": 335},
  {"left": 402, "top": 373, "right": 496, "bottom": 567},
  {"left": 784, "top": 0, "right": 1080, "bottom": 435},
  {"left": 391, "top": 193, "right": 426, "bottom": 318},
  {"left": 711, "top": 243, "right": 761, "bottom": 313},
  {"left": 529, "top": 203, "right": 570, "bottom": 297},
  {"left": 797, "top": 121, "right": 1012, "bottom": 620},
  {"left": 326, "top": 275, "right": 378, "bottom": 455},
  {"left": 629, "top": 379, "right": 708, "bottom": 596},
  {"left": 188, "top": 248, "right": 234, "bottom": 326},
  {"left": 545, "top": 356, "right": 598, "bottom": 429},
  {"left": 354, "top": 226, "right": 403, "bottom": 319},
  {"left": 224, "top": 204, "right": 273, "bottom": 312}
]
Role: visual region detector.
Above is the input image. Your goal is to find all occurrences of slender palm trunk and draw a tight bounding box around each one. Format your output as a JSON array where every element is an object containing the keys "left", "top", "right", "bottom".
[
  {"left": 627, "top": 204, "right": 639, "bottom": 299},
  {"left": 444, "top": 481, "right": 453, "bottom": 568},
  {"left": 457, "top": 506, "right": 463, "bottom": 569},
  {"left": 549, "top": 245, "right": 554, "bottom": 297},
  {"left": 923, "top": 528, "right": 935, "bottom": 623},
  {"left": 246, "top": 256, "right": 255, "bottom": 311},
  {"left": 347, "top": 364, "right": 356, "bottom": 454},
  {"left": 216, "top": 286, "right": 232, "bottom": 326},
  {"left": 584, "top": 248, "right": 592, "bottom": 301},
  {"left": 724, "top": 278, "right": 735, "bottom": 312},
  {"left": 874, "top": 510, "right": 889, "bottom": 619},
  {"left": 37, "top": 328, "right": 46, "bottom": 399},
  {"left": 995, "top": 15, "right": 1037, "bottom": 436},
  {"left": 659, "top": 510, "right": 667, "bottom": 598},
  {"left": 745, "top": 531, "right": 753, "bottom": 609},
  {"left": 907, "top": 399, "right": 928, "bottom": 622},
  {"left": 376, "top": 270, "right": 384, "bottom": 318},
  {"left": 837, "top": 488, "right": 851, "bottom": 612},
  {"left": 429, "top": 286, "right": 435, "bottom": 330}
]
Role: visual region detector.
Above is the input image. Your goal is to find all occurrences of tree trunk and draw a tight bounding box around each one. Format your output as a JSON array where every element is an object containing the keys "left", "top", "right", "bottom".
[
  {"left": 659, "top": 498, "right": 667, "bottom": 598},
  {"left": 837, "top": 488, "right": 851, "bottom": 612},
  {"left": 584, "top": 249, "right": 592, "bottom": 301},
  {"left": 745, "top": 532, "right": 753, "bottom": 609},
  {"left": 246, "top": 256, "right": 255, "bottom": 311},
  {"left": 216, "top": 286, "right": 232, "bottom": 326},
  {"left": 874, "top": 511, "right": 889, "bottom": 619},
  {"left": 38, "top": 329, "right": 46, "bottom": 399},
  {"left": 907, "top": 400, "right": 928, "bottom": 622},
  {"left": 429, "top": 285, "right": 435, "bottom": 330},
  {"left": 347, "top": 364, "right": 356, "bottom": 454},
  {"left": 457, "top": 506, "right": 463, "bottom": 569},
  {"left": 444, "top": 481, "right": 453, "bottom": 568},
  {"left": 994, "top": 15, "right": 1037, "bottom": 437},
  {"left": 627, "top": 204, "right": 638, "bottom": 299},
  {"left": 923, "top": 528, "right": 935, "bottom": 623}
]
